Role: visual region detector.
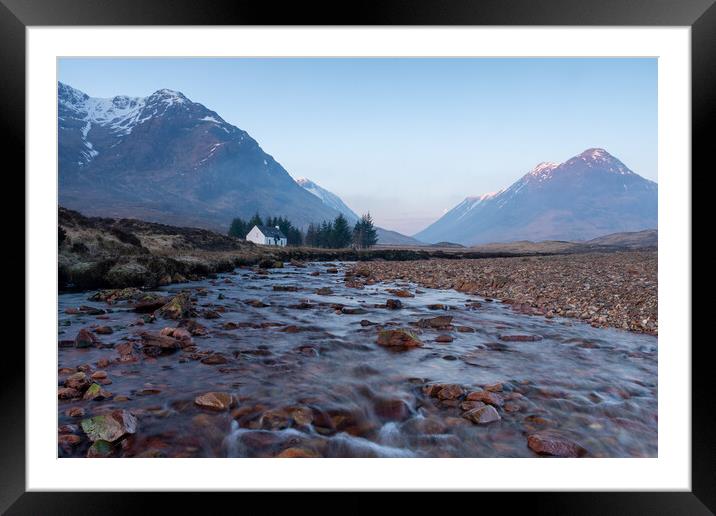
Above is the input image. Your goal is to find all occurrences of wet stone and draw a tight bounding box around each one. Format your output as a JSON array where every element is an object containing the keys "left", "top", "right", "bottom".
[
  {"left": 87, "top": 439, "right": 115, "bottom": 458},
  {"left": 74, "top": 328, "right": 98, "bottom": 348},
  {"left": 342, "top": 307, "right": 367, "bottom": 315},
  {"left": 83, "top": 383, "right": 112, "bottom": 401},
  {"left": 466, "top": 390, "right": 504, "bottom": 407},
  {"left": 499, "top": 334, "right": 543, "bottom": 342},
  {"left": 64, "top": 372, "right": 91, "bottom": 391},
  {"left": 194, "top": 392, "right": 235, "bottom": 411},
  {"left": 201, "top": 354, "right": 229, "bottom": 365},
  {"left": 373, "top": 398, "right": 411, "bottom": 421},
  {"left": 436, "top": 384, "right": 464, "bottom": 400},
  {"left": 376, "top": 329, "right": 423, "bottom": 348},
  {"left": 81, "top": 410, "right": 138, "bottom": 442},
  {"left": 385, "top": 299, "right": 403, "bottom": 310},
  {"left": 416, "top": 315, "right": 453, "bottom": 329},
  {"left": 463, "top": 405, "right": 501, "bottom": 424},
  {"left": 527, "top": 433, "right": 587, "bottom": 457},
  {"left": 277, "top": 447, "right": 320, "bottom": 458}
]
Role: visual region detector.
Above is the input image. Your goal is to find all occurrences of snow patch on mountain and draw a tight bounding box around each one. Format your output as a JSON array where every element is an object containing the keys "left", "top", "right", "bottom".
[
  {"left": 295, "top": 177, "right": 359, "bottom": 222},
  {"left": 58, "top": 82, "right": 223, "bottom": 166}
]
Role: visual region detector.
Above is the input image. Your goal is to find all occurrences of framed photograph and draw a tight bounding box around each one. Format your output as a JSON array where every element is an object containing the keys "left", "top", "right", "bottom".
[{"left": 5, "top": 0, "right": 711, "bottom": 511}]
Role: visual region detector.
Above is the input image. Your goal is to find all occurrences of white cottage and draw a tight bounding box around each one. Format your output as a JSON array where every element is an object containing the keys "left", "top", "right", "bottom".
[{"left": 246, "top": 225, "right": 288, "bottom": 247}]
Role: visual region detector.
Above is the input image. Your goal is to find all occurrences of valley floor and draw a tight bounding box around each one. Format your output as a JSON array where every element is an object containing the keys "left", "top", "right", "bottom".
[{"left": 349, "top": 251, "right": 657, "bottom": 335}]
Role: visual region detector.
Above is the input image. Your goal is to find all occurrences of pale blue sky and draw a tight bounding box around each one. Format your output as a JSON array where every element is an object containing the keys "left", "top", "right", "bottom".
[{"left": 59, "top": 58, "right": 657, "bottom": 235}]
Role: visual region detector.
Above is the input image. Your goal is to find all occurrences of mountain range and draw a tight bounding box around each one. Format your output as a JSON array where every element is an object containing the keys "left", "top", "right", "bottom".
[
  {"left": 414, "top": 148, "right": 657, "bottom": 245},
  {"left": 57, "top": 82, "right": 415, "bottom": 244},
  {"left": 58, "top": 82, "right": 656, "bottom": 248}
]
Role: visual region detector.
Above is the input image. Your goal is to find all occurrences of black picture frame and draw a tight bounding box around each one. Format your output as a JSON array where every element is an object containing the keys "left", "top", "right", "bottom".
[{"left": 4, "top": 0, "right": 711, "bottom": 513}]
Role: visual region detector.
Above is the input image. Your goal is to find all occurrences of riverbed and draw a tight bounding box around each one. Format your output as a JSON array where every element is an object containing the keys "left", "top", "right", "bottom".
[{"left": 58, "top": 261, "right": 658, "bottom": 458}]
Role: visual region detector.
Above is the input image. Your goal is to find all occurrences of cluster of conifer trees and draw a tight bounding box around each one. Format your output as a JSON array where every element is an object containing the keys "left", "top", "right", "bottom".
[{"left": 228, "top": 212, "right": 378, "bottom": 249}]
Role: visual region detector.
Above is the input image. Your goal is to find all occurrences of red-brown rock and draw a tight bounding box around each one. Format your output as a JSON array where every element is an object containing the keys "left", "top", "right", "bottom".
[
  {"left": 376, "top": 329, "right": 422, "bottom": 348},
  {"left": 466, "top": 390, "right": 504, "bottom": 407},
  {"left": 527, "top": 433, "right": 586, "bottom": 457}
]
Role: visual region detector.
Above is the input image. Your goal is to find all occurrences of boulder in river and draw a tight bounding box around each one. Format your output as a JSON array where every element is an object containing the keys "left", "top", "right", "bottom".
[
  {"left": 157, "top": 293, "right": 193, "bottom": 320},
  {"left": 373, "top": 398, "right": 411, "bottom": 421},
  {"left": 64, "top": 372, "right": 91, "bottom": 391},
  {"left": 74, "top": 328, "right": 98, "bottom": 348},
  {"left": 132, "top": 295, "right": 169, "bottom": 313},
  {"left": 385, "top": 299, "right": 403, "bottom": 310},
  {"left": 89, "top": 287, "right": 143, "bottom": 303},
  {"left": 376, "top": 329, "right": 423, "bottom": 348},
  {"left": 179, "top": 319, "right": 209, "bottom": 336},
  {"left": 499, "top": 334, "right": 543, "bottom": 342},
  {"left": 87, "top": 439, "right": 115, "bottom": 458},
  {"left": 415, "top": 315, "right": 453, "bottom": 329},
  {"left": 388, "top": 289, "right": 414, "bottom": 298},
  {"left": 83, "top": 383, "right": 113, "bottom": 401},
  {"left": 527, "top": 433, "right": 587, "bottom": 457},
  {"left": 58, "top": 387, "right": 81, "bottom": 400},
  {"left": 273, "top": 285, "right": 299, "bottom": 292},
  {"left": 466, "top": 390, "right": 504, "bottom": 407},
  {"left": 462, "top": 405, "right": 501, "bottom": 424},
  {"left": 140, "top": 332, "right": 182, "bottom": 356},
  {"left": 276, "top": 447, "right": 320, "bottom": 458},
  {"left": 342, "top": 307, "right": 367, "bottom": 315},
  {"left": 436, "top": 384, "right": 465, "bottom": 400},
  {"left": 160, "top": 326, "right": 193, "bottom": 343},
  {"left": 194, "top": 392, "right": 235, "bottom": 411},
  {"left": 245, "top": 299, "right": 270, "bottom": 307},
  {"left": 81, "top": 410, "right": 138, "bottom": 442}
]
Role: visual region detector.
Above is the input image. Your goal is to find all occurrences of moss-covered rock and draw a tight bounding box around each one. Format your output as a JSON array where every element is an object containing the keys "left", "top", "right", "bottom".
[
  {"left": 81, "top": 410, "right": 137, "bottom": 442},
  {"left": 87, "top": 439, "right": 115, "bottom": 458},
  {"left": 89, "top": 287, "right": 144, "bottom": 302},
  {"left": 82, "top": 382, "right": 112, "bottom": 401},
  {"left": 157, "top": 292, "right": 193, "bottom": 320}
]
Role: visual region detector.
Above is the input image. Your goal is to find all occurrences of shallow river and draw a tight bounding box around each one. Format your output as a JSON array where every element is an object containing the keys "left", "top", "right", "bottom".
[{"left": 58, "top": 261, "right": 657, "bottom": 458}]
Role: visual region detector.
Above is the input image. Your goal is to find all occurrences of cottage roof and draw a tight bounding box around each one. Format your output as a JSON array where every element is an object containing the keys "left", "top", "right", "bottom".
[{"left": 256, "top": 225, "right": 286, "bottom": 239}]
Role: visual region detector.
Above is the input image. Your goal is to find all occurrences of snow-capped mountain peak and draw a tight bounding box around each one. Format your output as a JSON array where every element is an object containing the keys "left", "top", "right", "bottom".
[
  {"left": 58, "top": 82, "right": 239, "bottom": 169},
  {"left": 58, "top": 82, "right": 351, "bottom": 230},
  {"left": 415, "top": 147, "right": 657, "bottom": 245},
  {"left": 572, "top": 147, "right": 633, "bottom": 175}
]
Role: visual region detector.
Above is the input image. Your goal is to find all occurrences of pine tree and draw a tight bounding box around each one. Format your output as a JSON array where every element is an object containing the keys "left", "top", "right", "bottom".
[
  {"left": 332, "top": 214, "right": 352, "bottom": 248},
  {"left": 360, "top": 213, "right": 378, "bottom": 248},
  {"left": 304, "top": 223, "right": 318, "bottom": 247},
  {"left": 352, "top": 219, "right": 364, "bottom": 248},
  {"left": 318, "top": 221, "right": 333, "bottom": 248},
  {"left": 228, "top": 217, "right": 248, "bottom": 238},
  {"left": 352, "top": 213, "right": 378, "bottom": 248},
  {"left": 248, "top": 212, "right": 263, "bottom": 229}
]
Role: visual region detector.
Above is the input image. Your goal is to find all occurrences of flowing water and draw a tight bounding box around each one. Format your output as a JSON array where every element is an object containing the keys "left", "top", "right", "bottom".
[{"left": 58, "top": 262, "right": 657, "bottom": 458}]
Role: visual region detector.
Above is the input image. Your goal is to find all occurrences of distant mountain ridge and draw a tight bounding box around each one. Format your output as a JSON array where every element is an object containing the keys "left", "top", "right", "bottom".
[
  {"left": 294, "top": 177, "right": 422, "bottom": 245},
  {"left": 295, "top": 178, "right": 360, "bottom": 222},
  {"left": 415, "top": 148, "right": 657, "bottom": 245}
]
